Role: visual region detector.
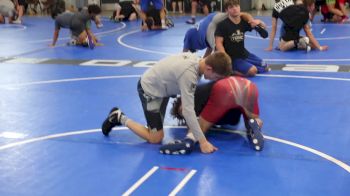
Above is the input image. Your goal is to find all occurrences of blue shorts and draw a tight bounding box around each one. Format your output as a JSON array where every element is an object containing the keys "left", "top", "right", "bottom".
[
  {"left": 233, "top": 53, "right": 267, "bottom": 75},
  {"left": 140, "top": 0, "right": 164, "bottom": 12},
  {"left": 183, "top": 28, "right": 207, "bottom": 52}
]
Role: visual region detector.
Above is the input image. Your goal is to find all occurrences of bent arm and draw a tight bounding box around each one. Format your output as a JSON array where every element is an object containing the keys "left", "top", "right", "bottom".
[
  {"left": 266, "top": 17, "right": 277, "bottom": 51},
  {"left": 304, "top": 24, "right": 328, "bottom": 51}
]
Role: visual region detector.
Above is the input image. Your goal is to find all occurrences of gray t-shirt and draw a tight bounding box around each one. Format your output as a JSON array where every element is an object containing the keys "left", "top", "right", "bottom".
[
  {"left": 55, "top": 12, "right": 74, "bottom": 29},
  {"left": 141, "top": 52, "right": 205, "bottom": 141},
  {"left": 207, "top": 12, "right": 228, "bottom": 50}
]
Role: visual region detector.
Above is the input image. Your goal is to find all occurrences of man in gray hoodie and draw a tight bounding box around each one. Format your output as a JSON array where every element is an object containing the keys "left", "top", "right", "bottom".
[{"left": 102, "top": 51, "right": 232, "bottom": 154}]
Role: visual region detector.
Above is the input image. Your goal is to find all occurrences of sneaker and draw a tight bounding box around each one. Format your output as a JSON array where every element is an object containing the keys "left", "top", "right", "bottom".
[
  {"left": 246, "top": 119, "right": 264, "bottom": 151},
  {"left": 306, "top": 45, "right": 311, "bottom": 53},
  {"left": 67, "top": 39, "right": 77, "bottom": 46},
  {"left": 159, "top": 138, "right": 195, "bottom": 155},
  {"left": 161, "top": 25, "right": 169, "bottom": 30},
  {"left": 298, "top": 37, "right": 310, "bottom": 52},
  {"left": 257, "top": 63, "right": 271, "bottom": 73},
  {"left": 186, "top": 18, "right": 195, "bottom": 25},
  {"left": 86, "top": 34, "right": 95, "bottom": 49},
  {"left": 166, "top": 18, "right": 174, "bottom": 28},
  {"left": 254, "top": 25, "right": 268, "bottom": 38},
  {"left": 97, "top": 23, "right": 103, "bottom": 28},
  {"left": 101, "top": 107, "right": 124, "bottom": 136},
  {"left": 12, "top": 19, "right": 22, "bottom": 24}
]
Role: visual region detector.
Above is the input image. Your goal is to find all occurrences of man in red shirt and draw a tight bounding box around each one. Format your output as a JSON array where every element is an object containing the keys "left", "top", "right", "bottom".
[{"left": 160, "top": 76, "right": 264, "bottom": 155}]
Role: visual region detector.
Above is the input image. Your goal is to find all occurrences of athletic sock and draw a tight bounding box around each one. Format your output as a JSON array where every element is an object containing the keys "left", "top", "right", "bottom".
[{"left": 120, "top": 115, "right": 129, "bottom": 126}]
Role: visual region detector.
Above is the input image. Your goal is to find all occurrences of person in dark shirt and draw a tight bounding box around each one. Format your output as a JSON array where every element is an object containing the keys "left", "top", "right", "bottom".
[
  {"left": 50, "top": 4, "right": 101, "bottom": 48},
  {"left": 215, "top": 0, "right": 269, "bottom": 77},
  {"left": 266, "top": 0, "right": 328, "bottom": 52}
]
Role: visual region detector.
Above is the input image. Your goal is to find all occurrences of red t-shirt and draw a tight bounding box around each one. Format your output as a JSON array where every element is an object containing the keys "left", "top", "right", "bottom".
[{"left": 200, "top": 76, "right": 259, "bottom": 123}]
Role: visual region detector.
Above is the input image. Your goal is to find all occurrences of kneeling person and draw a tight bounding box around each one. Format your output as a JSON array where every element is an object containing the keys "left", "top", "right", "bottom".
[{"left": 160, "top": 76, "right": 264, "bottom": 154}]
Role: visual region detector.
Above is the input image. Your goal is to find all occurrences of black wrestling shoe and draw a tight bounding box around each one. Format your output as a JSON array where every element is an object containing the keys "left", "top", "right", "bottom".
[
  {"left": 159, "top": 139, "right": 195, "bottom": 155},
  {"left": 246, "top": 119, "right": 264, "bottom": 151},
  {"left": 101, "top": 107, "right": 124, "bottom": 136}
]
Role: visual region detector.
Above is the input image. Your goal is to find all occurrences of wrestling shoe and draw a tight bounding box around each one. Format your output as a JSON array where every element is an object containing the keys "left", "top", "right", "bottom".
[
  {"left": 86, "top": 34, "right": 95, "bottom": 49},
  {"left": 246, "top": 119, "right": 264, "bottom": 151},
  {"left": 186, "top": 18, "right": 195, "bottom": 25},
  {"left": 159, "top": 138, "right": 195, "bottom": 155},
  {"left": 298, "top": 37, "right": 311, "bottom": 53},
  {"left": 102, "top": 107, "right": 124, "bottom": 136},
  {"left": 67, "top": 39, "right": 77, "bottom": 46}
]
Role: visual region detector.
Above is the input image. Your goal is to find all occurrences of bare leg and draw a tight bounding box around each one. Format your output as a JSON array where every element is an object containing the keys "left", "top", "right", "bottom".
[{"left": 125, "top": 119, "right": 164, "bottom": 143}]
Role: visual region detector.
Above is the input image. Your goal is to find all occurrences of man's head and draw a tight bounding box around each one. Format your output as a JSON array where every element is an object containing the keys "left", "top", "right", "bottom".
[
  {"left": 88, "top": 4, "right": 102, "bottom": 18},
  {"left": 202, "top": 52, "right": 232, "bottom": 80},
  {"left": 303, "top": 0, "right": 315, "bottom": 12},
  {"left": 224, "top": 0, "right": 241, "bottom": 17}
]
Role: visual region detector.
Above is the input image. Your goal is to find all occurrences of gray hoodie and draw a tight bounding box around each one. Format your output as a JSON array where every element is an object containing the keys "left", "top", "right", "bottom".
[{"left": 141, "top": 52, "right": 205, "bottom": 141}]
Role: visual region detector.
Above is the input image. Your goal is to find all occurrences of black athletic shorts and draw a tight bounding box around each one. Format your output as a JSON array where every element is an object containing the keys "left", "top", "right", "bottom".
[
  {"left": 120, "top": 1, "right": 138, "bottom": 20},
  {"left": 138, "top": 80, "right": 169, "bottom": 132}
]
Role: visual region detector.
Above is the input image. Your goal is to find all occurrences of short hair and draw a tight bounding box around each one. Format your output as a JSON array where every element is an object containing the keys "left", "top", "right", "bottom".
[
  {"left": 224, "top": 0, "right": 240, "bottom": 9},
  {"left": 88, "top": 4, "right": 102, "bottom": 15},
  {"left": 205, "top": 52, "right": 233, "bottom": 77},
  {"left": 303, "top": 0, "right": 315, "bottom": 7}
]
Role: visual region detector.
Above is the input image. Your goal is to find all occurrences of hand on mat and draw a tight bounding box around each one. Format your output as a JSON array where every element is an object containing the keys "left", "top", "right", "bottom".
[{"left": 199, "top": 139, "right": 217, "bottom": 154}]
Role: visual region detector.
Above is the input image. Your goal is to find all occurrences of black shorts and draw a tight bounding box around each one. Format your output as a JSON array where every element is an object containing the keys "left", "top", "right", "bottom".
[
  {"left": 138, "top": 80, "right": 169, "bottom": 131},
  {"left": 281, "top": 28, "right": 300, "bottom": 42},
  {"left": 120, "top": 1, "right": 138, "bottom": 20},
  {"left": 146, "top": 7, "right": 161, "bottom": 26}
]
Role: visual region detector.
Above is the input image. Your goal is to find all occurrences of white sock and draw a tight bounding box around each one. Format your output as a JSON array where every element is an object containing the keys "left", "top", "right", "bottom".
[{"left": 185, "top": 132, "right": 196, "bottom": 142}]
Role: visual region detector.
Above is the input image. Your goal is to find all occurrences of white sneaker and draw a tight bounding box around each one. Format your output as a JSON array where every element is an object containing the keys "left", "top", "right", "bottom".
[
  {"left": 12, "top": 19, "right": 22, "bottom": 24},
  {"left": 97, "top": 23, "right": 103, "bottom": 28},
  {"left": 161, "top": 25, "right": 168, "bottom": 30},
  {"left": 67, "top": 39, "right": 77, "bottom": 46},
  {"left": 298, "top": 37, "right": 310, "bottom": 52}
]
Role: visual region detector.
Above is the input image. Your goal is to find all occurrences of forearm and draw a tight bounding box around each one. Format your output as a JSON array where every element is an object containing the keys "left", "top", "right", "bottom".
[
  {"left": 203, "top": 47, "right": 213, "bottom": 58},
  {"left": 52, "top": 30, "right": 59, "bottom": 46},
  {"left": 215, "top": 37, "right": 225, "bottom": 53},
  {"left": 304, "top": 25, "right": 321, "bottom": 49},
  {"left": 268, "top": 25, "right": 277, "bottom": 48}
]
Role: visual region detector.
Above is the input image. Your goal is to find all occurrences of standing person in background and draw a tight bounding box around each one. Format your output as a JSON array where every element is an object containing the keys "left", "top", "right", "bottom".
[
  {"left": 12, "top": 0, "right": 24, "bottom": 24},
  {"left": 171, "top": 0, "right": 183, "bottom": 14},
  {"left": 186, "top": 0, "right": 210, "bottom": 24}
]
